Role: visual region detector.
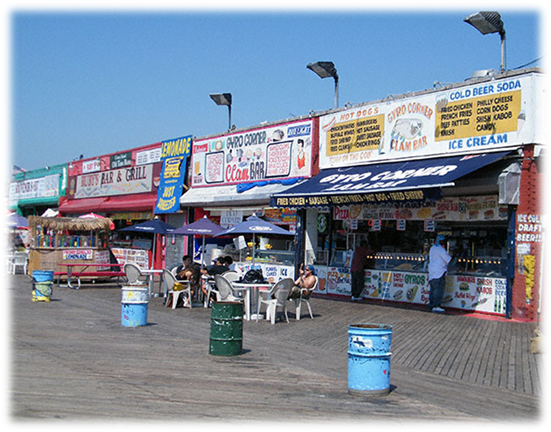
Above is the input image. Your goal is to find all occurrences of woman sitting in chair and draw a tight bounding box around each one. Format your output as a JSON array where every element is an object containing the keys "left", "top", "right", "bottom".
[
  {"left": 289, "top": 264, "right": 317, "bottom": 299},
  {"left": 176, "top": 255, "right": 201, "bottom": 305}
]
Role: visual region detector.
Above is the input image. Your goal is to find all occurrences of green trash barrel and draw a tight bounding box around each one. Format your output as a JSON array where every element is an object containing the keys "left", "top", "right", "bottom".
[{"left": 209, "top": 301, "right": 243, "bottom": 356}]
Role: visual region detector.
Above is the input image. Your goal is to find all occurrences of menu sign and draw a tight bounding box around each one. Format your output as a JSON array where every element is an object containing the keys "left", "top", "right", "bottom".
[
  {"left": 436, "top": 90, "right": 522, "bottom": 143},
  {"left": 319, "top": 73, "right": 542, "bottom": 168},
  {"left": 192, "top": 120, "right": 314, "bottom": 187}
]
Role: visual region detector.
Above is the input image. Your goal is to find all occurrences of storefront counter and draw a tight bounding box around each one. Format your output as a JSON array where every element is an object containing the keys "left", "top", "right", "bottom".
[{"left": 313, "top": 265, "right": 507, "bottom": 316}]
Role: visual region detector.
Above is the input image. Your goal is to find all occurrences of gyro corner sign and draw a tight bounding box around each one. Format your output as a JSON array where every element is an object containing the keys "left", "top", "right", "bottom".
[
  {"left": 155, "top": 135, "right": 193, "bottom": 213},
  {"left": 319, "top": 74, "right": 536, "bottom": 168},
  {"left": 191, "top": 119, "right": 314, "bottom": 187}
]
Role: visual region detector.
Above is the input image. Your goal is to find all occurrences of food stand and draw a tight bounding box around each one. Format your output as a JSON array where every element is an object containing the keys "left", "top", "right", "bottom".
[{"left": 28, "top": 216, "right": 115, "bottom": 280}]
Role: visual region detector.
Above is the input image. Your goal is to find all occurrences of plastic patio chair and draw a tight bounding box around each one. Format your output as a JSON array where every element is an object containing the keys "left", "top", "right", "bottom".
[
  {"left": 291, "top": 276, "right": 318, "bottom": 320},
  {"left": 256, "top": 278, "right": 294, "bottom": 324},
  {"left": 214, "top": 274, "right": 245, "bottom": 302},
  {"left": 162, "top": 269, "right": 192, "bottom": 309},
  {"left": 123, "top": 263, "right": 147, "bottom": 285},
  {"left": 9, "top": 251, "right": 28, "bottom": 275}
]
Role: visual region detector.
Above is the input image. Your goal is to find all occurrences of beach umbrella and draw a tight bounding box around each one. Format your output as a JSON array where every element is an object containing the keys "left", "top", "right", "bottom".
[
  {"left": 214, "top": 214, "right": 294, "bottom": 267},
  {"left": 79, "top": 213, "right": 115, "bottom": 230},
  {"left": 119, "top": 219, "right": 176, "bottom": 269},
  {"left": 6, "top": 213, "right": 29, "bottom": 229},
  {"left": 172, "top": 216, "right": 224, "bottom": 268}
]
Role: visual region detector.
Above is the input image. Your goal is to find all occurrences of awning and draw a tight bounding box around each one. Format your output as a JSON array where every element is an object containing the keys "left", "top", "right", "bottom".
[
  {"left": 270, "top": 151, "right": 511, "bottom": 208},
  {"left": 180, "top": 180, "right": 302, "bottom": 207},
  {"left": 59, "top": 194, "right": 157, "bottom": 215}
]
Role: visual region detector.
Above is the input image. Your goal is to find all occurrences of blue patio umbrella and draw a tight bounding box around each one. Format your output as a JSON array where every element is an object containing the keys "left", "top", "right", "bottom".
[
  {"left": 119, "top": 218, "right": 176, "bottom": 269},
  {"left": 172, "top": 216, "right": 224, "bottom": 268},
  {"left": 214, "top": 214, "right": 294, "bottom": 267},
  {"left": 6, "top": 213, "right": 29, "bottom": 229}
]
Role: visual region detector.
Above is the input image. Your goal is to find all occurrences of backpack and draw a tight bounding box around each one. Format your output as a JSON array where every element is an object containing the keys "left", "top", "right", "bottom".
[{"left": 241, "top": 268, "right": 265, "bottom": 284}]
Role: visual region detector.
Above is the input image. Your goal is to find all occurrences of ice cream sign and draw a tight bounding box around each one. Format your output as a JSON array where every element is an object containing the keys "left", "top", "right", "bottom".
[{"left": 319, "top": 73, "right": 541, "bottom": 169}]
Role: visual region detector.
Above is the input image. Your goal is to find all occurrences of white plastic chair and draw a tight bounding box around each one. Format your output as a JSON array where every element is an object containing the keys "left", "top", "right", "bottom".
[
  {"left": 221, "top": 270, "right": 240, "bottom": 283},
  {"left": 257, "top": 278, "right": 294, "bottom": 324},
  {"left": 163, "top": 269, "right": 192, "bottom": 309},
  {"left": 214, "top": 274, "right": 246, "bottom": 302},
  {"left": 123, "top": 263, "right": 147, "bottom": 285},
  {"left": 292, "top": 276, "right": 318, "bottom": 320},
  {"left": 9, "top": 251, "right": 28, "bottom": 275}
]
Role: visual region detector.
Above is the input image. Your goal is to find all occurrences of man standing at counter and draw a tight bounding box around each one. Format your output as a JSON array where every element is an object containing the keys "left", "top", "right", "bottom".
[{"left": 428, "top": 234, "right": 452, "bottom": 313}]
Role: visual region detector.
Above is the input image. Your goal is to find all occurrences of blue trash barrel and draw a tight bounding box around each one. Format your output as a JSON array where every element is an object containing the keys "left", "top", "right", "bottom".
[
  {"left": 32, "top": 270, "right": 54, "bottom": 302},
  {"left": 348, "top": 323, "right": 393, "bottom": 396},
  {"left": 121, "top": 285, "right": 149, "bottom": 327},
  {"left": 2, "top": 264, "right": 7, "bottom": 289}
]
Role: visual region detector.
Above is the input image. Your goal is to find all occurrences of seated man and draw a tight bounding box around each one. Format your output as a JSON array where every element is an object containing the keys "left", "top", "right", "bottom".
[
  {"left": 200, "top": 257, "right": 229, "bottom": 301},
  {"left": 289, "top": 264, "right": 317, "bottom": 299},
  {"left": 175, "top": 255, "right": 201, "bottom": 306}
]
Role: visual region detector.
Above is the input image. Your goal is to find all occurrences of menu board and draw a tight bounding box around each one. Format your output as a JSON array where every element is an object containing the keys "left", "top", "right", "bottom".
[
  {"left": 325, "top": 113, "right": 384, "bottom": 157},
  {"left": 436, "top": 90, "right": 522, "bottom": 142},
  {"left": 319, "top": 73, "right": 542, "bottom": 168}
]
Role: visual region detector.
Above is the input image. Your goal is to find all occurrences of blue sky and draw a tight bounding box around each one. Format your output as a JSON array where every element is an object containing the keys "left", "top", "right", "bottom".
[{"left": 7, "top": 2, "right": 545, "bottom": 172}]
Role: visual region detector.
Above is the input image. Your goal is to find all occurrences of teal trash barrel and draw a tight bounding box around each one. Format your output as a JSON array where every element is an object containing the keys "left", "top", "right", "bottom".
[
  {"left": 209, "top": 301, "right": 243, "bottom": 356},
  {"left": 121, "top": 285, "right": 149, "bottom": 327},
  {"left": 32, "top": 270, "right": 54, "bottom": 302},
  {"left": 348, "top": 323, "right": 393, "bottom": 396},
  {"left": 2, "top": 264, "right": 7, "bottom": 289}
]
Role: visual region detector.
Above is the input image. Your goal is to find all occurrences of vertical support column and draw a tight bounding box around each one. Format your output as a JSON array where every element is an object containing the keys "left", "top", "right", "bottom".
[{"left": 505, "top": 205, "right": 516, "bottom": 319}]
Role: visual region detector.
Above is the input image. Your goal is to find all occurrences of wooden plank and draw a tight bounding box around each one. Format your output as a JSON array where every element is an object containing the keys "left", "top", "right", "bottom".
[
  {"left": 434, "top": 323, "right": 475, "bottom": 376},
  {"left": 416, "top": 314, "right": 458, "bottom": 373},
  {"left": 489, "top": 318, "right": 509, "bottom": 387},
  {"left": 463, "top": 322, "right": 492, "bottom": 384},
  {"left": 506, "top": 326, "right": 518, "bottom": 390}
]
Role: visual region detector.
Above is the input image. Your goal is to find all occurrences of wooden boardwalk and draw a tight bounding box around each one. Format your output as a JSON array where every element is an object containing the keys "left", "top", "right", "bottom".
[
  {"left": 9, "top": 275, "right": 542, "bottom": 421},
  {"left": 243, "top": 294, "right": 542, "bottom": 396}
]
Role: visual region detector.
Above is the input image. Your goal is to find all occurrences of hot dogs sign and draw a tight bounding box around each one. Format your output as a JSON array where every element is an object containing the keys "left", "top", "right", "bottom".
[
  {"left": 319, "top": 73, "right": 543, "bottom": 168},
  {"left": 191, "top": 120, "right": 314, "bottom": 187}
]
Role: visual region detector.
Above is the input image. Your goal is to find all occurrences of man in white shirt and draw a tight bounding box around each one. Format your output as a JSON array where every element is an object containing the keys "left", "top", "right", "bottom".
[{"left": 428, "top": 234, "right": 452, "bottom": 313}]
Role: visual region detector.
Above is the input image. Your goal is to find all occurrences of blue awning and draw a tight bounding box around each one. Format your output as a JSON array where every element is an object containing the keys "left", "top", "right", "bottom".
[{"left": 270, "top": 151, "right": 511, "bottom": 208}]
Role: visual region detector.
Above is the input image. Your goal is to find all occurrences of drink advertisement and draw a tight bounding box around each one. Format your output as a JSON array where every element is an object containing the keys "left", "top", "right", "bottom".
[
  {"left": 319, "top": 73, "right": 542, "bottom": 168},
  {"left": 155, "top": 135, "right": 192, "bottom": 213},
  {"left": 191, "top": 120, "right": 314, "bottom": 188}
]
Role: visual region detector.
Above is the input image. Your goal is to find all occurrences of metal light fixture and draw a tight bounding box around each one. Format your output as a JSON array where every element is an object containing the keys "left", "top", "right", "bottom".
[
  {"left": 464, "top": 11, "right": 506, "bottom": 72},
  {"left": 307, "top": 61, "right": 339, "bottom": 109},
  {"left": 210, "top": 93, "right": 232, "bottom": 130}
]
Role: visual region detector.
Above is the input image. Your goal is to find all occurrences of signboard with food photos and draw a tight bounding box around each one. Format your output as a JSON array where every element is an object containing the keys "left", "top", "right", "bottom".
[
  {"left": 331, "top": 195, "right": 508, "bottom": 222},
  {"left": 191, "top": 119, "right": 314, "bottom": 188},
  {"left": 314, "top": 266, "right": 506, "bottom": 316}
]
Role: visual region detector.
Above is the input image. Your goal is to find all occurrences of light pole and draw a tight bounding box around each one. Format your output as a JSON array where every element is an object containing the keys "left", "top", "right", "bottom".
[
  {"left": 307, "top": 61, "right": 339, "bottom": 109},
  {"left": 464, "top": 11, "right": 506, "bottom": 72},
  {"left": 210, "top": 93, "right": 232, "bottom": 130}
]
